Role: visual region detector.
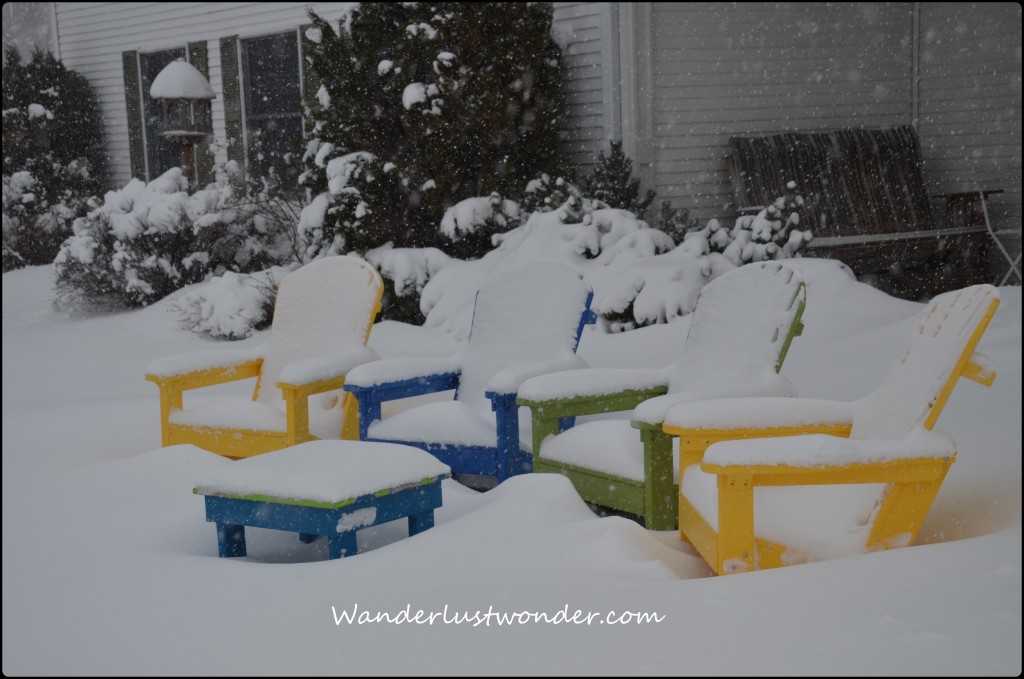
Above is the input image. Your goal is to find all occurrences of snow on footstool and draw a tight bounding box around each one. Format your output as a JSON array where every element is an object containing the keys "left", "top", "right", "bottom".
[{"left": 193, "top": 440, "right": 451, "bottom": 559}]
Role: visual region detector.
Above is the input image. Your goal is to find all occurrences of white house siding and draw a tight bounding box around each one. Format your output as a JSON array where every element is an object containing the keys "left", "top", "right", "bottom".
[
  {"left": 54, "top": 2, "right": 356, "bottom": 188},
  {"left": 917, "top": 2, "right": 1022, "bottom": 276},
  {"left": 553, "top": 2, "right": 607, "bottom": 179},
  {"left": 648, "top": 2, "right": 914, "bottom": 222}
]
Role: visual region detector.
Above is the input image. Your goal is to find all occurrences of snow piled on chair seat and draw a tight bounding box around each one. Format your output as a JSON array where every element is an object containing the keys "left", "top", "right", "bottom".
[
  {"left": 170, "top": 398, "right": 288, "bottom": 432},
  {"left": 704, "top": 428, "right": 956, "bottom": 467},
  {"left": 539, "top": 420, "right": 679, "bottom": 483},
  {"left": 682, "top": 464, "right": 887, "bottom": 562},
  {"left": 169, "top": 394, "right": 351, "bottom": 440},
  {"left": 194, "top": 440, "right": 450, "bottom": 505},
  {"left": 368, "top": 400, "right": 534, "bottom": 451}
]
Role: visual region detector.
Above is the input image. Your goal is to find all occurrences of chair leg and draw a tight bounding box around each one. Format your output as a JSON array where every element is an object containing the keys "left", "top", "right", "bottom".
[
  {"left": 216, "top": 522, "right": 246, "bottom": 558},
  {"left": 716, "top": 473, "right": 755, "bottom": 574},
  {"left": 641, "top": 428, "right": 678, "bottom": 531},
  {"left": 867, "top": 474, "right": 949, "bottom": 551},
  {"left": 341, "top": 392, "right": 360, "bottom": 441},
  {"left": 408, "top": 510, "right": 434, "bottom": 536},
  {"left": 328, "top": 532, "right": 358, "bottom": 559}
]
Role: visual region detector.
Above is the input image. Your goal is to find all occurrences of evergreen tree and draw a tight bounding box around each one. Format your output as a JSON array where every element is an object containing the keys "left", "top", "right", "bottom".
[
  {"left": 300, "top": 3, "right": 568, "bottom": 258},
  {"left": 2, "top": 47, "right": 104, "bottom": 269},
  {"left": 583, "top": 140, "right": 655, "bottom": 217}
]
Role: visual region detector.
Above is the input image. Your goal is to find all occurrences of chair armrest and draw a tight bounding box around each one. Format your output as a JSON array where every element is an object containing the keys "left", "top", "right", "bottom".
[
  {"left": 518, "top": 367, "right": 667, "bottom": 403},
  {"left": 145, "top": 346, "right": 264, "bottom": 388},
  {"left": 343, "top": 357, "right": 462, "bottom": 441},
  {"left": 700, "top": 429, "right": 956, "bottom": 484},
  {"left": 661, "top": 396, "right": 856, "bottom": 435},
  {"left": 963, "top": 351, "right": 996, "bottom": 386},
  {"left": 485, "top": 355, "right": 590, "bottom": 397},
  {"left": 633, "top": 374, "right": 799, "bottom": 427},
  {"left": 276, "top": 346, "right": 380, "bottom": 395},
  {"left": 344, "top": 356, "right": 461, "bottom": 389}
]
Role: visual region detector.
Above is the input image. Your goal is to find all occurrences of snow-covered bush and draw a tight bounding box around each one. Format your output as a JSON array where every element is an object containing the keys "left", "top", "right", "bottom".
[
  {"left": 519, "top": 173, "right": 580, "bottom": 215},
  {"left": 678, "top": 182, "right": 812, "bottom": 266},
  {"left": 365, "top": 242, "right": 452, "bottom": 325},
  {"left": 2, "top": 47, "right": 104, "bottom": 270},
  {"left": 171, "top": 266, "right": 292, "bottom": 340},
  {"left": 417, "top": 205, "right": 721, "bottom": 338},
  {"left": 54, "top": 164, "right": 298, "bottom": 312},
  {"left": 437, "top": 193, "right": 522, "bottom": 260}
]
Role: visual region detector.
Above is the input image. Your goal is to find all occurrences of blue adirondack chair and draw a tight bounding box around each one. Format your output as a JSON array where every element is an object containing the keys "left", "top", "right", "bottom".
[{"left": 344, "top": 259, "right": 595, "bottom": 485}]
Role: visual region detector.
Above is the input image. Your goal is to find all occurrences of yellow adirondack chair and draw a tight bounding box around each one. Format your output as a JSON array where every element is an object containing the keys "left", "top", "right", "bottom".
[
  {"left": 146, "top": 256, "right": 384, "bottom": 459},
  {"left": 662, "top": 284, "right": 1000, "bottom": 574}
]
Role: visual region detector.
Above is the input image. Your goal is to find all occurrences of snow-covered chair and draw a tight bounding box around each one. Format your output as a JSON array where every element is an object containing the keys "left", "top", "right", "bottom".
[
  {"left": 343, "top": 260, "right": 595, "bottom": 485},
  {"left": 517, "top": 261, "right": 809, "bottom": 530},
  {"left": 662, "top": 284, "right": 1000, "bottom": 574},
  {"left": 146, "top": 256, "right": 384, "bottom": 458}
]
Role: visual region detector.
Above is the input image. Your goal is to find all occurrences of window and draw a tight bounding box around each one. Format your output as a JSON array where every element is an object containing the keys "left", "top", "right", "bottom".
[
  {"left": 241, "top": 32, "right": 302, "bottom": 195},
  {"left": 139, "top": 48, "right": 187, "bottom": 181}
]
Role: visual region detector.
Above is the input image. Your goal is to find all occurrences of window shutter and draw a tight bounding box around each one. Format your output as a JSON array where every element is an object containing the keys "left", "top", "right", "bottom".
[
  {"left": 187, "top": 40, "right": 214, "bottom": 186},
  {"left": 121, "top": 50, "right": 146, "bottom": 180},
  {"left": 219, "top": 35, "right": 245, "bottom": 180},
  {"left": 299, "top": 23, "right": 322, "bottom": 134}
]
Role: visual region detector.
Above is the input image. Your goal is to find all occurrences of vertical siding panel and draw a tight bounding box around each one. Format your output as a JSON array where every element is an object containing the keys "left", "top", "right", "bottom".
[
  {"left": 918, "top": 2, "right": 1022, "bottom": 276},
  {"left": 649, "top": 2, "right": 915, "bottom": 222},
  {"left": 553, "top": 2, "right": 605, "bottom": 180}
]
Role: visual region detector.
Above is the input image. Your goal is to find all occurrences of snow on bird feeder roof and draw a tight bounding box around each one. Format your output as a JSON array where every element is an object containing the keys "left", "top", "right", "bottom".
[{"left": 149, "top": 58, "right": 215, "bottom": 100}]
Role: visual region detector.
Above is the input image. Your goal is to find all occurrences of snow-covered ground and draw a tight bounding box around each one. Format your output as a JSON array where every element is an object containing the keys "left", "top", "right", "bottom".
[{"left": 2, "top": 259, "right": 1021, "bottom": 675}]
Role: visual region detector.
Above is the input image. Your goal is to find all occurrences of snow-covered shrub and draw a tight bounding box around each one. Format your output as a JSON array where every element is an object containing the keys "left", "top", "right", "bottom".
[
  {"left": 54, "top": 169, "right": 198, "bottom": 309},
  {"left": 365, "top": 242, "right": 452, "bottom": 325},
  {"left": 681, "top": 182, "right": 813, "bottom": 266},
  {"left": 2, "top": 47, "right": 104, "bottom": 270},
  {"left": 419, "top": 206, "right": 726, "bottom": 338},
  {"left": 171, "top": 266, "right": 292, "bottom": 340},
  {"left": 298, "top": 151, "right": 407, "bottom": 259},
  {"left": 437, "top": 193, "right": 522, "bottom": 260},
  {"left": 656, "top": 200, "right": 700, "bottom": 244},
  {"left": 519, "top": 174, "right": 580, "bottom": 215},
  {"left": 54, "top": 164, "right": 298, "bottom": 312},
  {"left": 583, "top": 141, "right": 656, "bottom": 218},
  {"left": 190, "top": 157, "right": 301, "bottom": 276}
]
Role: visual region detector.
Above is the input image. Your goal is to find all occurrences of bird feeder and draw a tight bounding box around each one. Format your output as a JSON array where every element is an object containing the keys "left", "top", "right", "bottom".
[{"left": 149, "top": 58, "right": 216, "bottom": 186}]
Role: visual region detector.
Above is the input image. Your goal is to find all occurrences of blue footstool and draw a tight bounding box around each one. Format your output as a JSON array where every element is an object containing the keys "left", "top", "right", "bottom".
[{"left": 193, "top": 440, "right": 451, "bottom": 559}]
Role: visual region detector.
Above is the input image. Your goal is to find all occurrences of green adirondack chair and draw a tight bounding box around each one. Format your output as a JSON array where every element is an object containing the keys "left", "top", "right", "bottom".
[{"left": 517, "top": 261, "right": 807, "bottom": 530}]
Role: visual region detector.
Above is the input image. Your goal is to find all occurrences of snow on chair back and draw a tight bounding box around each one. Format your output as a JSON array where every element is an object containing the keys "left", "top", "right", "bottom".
[
  {"left": 851, "top": 284, "right": 999, "bottom": 441},
  {"left": 457, "top": 260, "right": 593, "bottom": 411},
  {"left": 256, "top": 257, "right": 383, "bottom": 404},
  {"left": 666, "top": 261, "right": 806, "bottom": 393}
]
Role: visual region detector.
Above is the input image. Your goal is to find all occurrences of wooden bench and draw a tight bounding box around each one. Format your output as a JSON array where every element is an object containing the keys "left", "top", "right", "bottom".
[
  {"left": 193, "top": 440, "right": 450, "bottom": 559},
  {"left": 727, "top": 126, "right": 991, "bottom": 300}
]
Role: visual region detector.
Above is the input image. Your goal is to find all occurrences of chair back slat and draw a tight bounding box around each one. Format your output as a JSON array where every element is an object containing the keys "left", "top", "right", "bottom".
[
  {"left": 458, "top": 260, "right": 593, "bottom": 411},
  {"left": 257, "top": 257, "right": 383, "bottom": 404},
  {"left": 667, "top": 262, "right": 806, "bottom": 394},
  {"left": 851, "top": 285, "right": 999, "bottom": 440}
]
